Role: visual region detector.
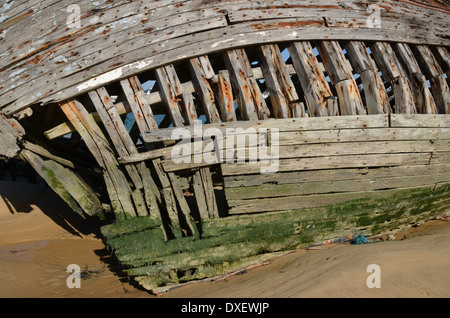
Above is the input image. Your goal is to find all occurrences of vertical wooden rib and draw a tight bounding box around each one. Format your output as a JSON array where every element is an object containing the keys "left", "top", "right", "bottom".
[
  {"left": 288, "top": 41, "right": 333, "bottom": 117},
  {"left": 59, "top": 100, "right": 136, "bottom": 220},
  {"left": 155, "top": 66, "right": 185, "bottom": 127},
  {"left": 370, "top": 42, "right": 417, "bottom": 114},
  {"left": 217, "top": 70, "right": 237, "bottom": 122},
  {"left": 413, "top": 45, "right": 450, "bottom": 114},
  {"left": 393, "top": 43, "right": 438, "bottom": 114},
  {"left": 120, "top": 76, "right": 158, "bottom": 133},
  {"left": 259, "top": 44, "right": 305, "bottom": 118},
  {"left": 193, "top": 168, "right": 219, "bottom": 219},
  {"left": 223, "top": 49, "right": 270, "bottom": 120},
  {"left": 345, "top": 41, "right": 391, "bottom": 114},
  {"left": 89, "top": 88, "right": 156, "bottom": 217},
  {"left": 317, "top": 41, "right": 366, "bottom": 116},
  {"left": 189, "top": 56, "right": 221, "bottom": 123}
]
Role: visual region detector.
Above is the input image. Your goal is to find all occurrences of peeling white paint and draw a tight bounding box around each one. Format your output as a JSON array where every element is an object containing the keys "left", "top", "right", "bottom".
[
  {"left": 134, "top": 60, "right": 154, "bottom": 70},
  {"left": 52, "top": 55, "right": 69, "bottom": 64},
  {"left": 9, "top": 68, "right": 25, "bottom": 78},
  {"left": 76, "top": 68, "right": 123, "bottom": 91},
  {"left": 211, "top": 38, "right": 234, "bottom": 48}
]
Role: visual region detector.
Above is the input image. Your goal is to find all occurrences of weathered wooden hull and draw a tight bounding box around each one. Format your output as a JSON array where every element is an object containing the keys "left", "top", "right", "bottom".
[{"left": 0, "top": 0, "right": 449, "bottom": 292}]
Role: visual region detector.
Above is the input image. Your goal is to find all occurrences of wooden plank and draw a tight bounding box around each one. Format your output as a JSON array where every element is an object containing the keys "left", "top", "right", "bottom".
[
  {"left": 217, "top": 70, "right": 237, "bottom": 122},
  {"left": 189, "top": 56, "right": 221, "bottom": 124},
  {"left": 277, "top": 127, "right": 450, "bottom": 146},
  {"left": 180, "top": 92, "right": 199, "bottom": 126},
  {"left": 200, "top": 168, "right": 219, "bottom": 218},
  {"left": 192, "top": 169, "right": 210, "bottom": 220},
  {"left": 23, "top": 141, "right": 75, "bottom": 169},
  {"left": 0, "top": 113, "right": 24, "bottom": 158},
  {"left": 370, "top": 42, "right": 417, "bottom": 114},
  {"left": 223, "top": 164, "right": 450, "bottom": 188},
  {"left": 225, "top": 173, "right": 450, "bottom": 201},
  {"left": 155, "top": 66, "right": 185, "bottom": 127},
  {"left": 345, "top": 41, "right": 390, "bottom": 114},
  {"left": 121, "top": 77, "right": 159, "bottom": 133},
  {"left": 44, "top": 160, "right": 104, "bottom": 217},
  {"left": 168, "top": 172, "right": 200, "bottom": 237},
  {"left": 393, "top": 43, "right": 438, "bottom": 114},
  {"left": 249, "top": 140, "right": 450, "bottom": 160},
  {"left": 390, "top": 114, "right": 450, "bottom": 128},
  {"left": 434, "top": 47, "right": 450, "bottom": 73},
  {"left": 318, "top": 41, "right": 366, "bottom": 115},
  {"left": 288, "top": 41, "right": 333, "bottom": 117},
  {"left": 223, "top": 49, "right": 259, "bottom": 121},
  {"left": 430, "top": 74, "right": 450, "bottom": 115},
  {"left": 226, "top": 186, "right": 439, "bottom": 215},
  {"left": 143, "top": 114, "right": 389, "bottom": 143},
  {"left": 258, "top": 44, "right": 294, "bottom": 119},
  {"left": 5, "top": 11, "right": 450, "bottom": 115},
  {"left": 20, "top": 149, "right": 85, "bottom": 218},
  {"left": 221, "top": 153, "right": 432, "bottom": 176},
  {"left": 44, "top": 101, "right": 129, "bottom": 140},
  {"left": 59, "top": 100, "right": 136, "bottom": 220}
]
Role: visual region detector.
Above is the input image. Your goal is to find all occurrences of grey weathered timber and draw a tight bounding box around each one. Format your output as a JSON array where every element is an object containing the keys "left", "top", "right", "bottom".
[
  {"left": 277, "top": 127, "right": 450, "bottom": 145},
  {"left": 344, "top": 41, "right": 391, "bottom": 114},
  {"left": 288, "top": 41, "right": 333, "bottom": 116},
  {"left": 318, "top": 41, "right": 366, "bottom": 116},
  {"left": 393, "top": 43, "right": 438, "bottom": 114},
  {"left": 0, "top": 113, "right": 24, "bottom": 158},
  {"left": 413, "top": 45, "right": 450, "bottom": 114},
  {"left": 370, "top": 42, "right": 417, "bottom": 114},
  {"left": 223, "top": 49, "right": 271, "bottom": 120},
  {"left": 223, "top": 164, "right": 450, "bottom": 188},
  {"left": 225, "top": 173, "right": 450, "bottom": 201},
  {"left": 192, "top": 168, "right": 219, "bottom": 219},
  {"left": 121, "top": 76, "right": 159, "bottom": 132},
  {"left": 258, "top": 44, "right": 291, "bottom": 119},
  {"left": 59, "top": 100, "right": 136, "bottom": 219},
  {"left": 168, "top": 172, "right": 200, "bottom": 237},
  {"left": 390, "top": 114, "right": 450, "bottom": 127},
  {"left": 143, "top": 115, "right": 389, "bottom": 143},
  {"left": 2, "top": 0, "right": 449, "bottom": 116},
  {"left": 188, "top": 57, "right": 221, "bottom": 123},
  {"left": 221, "top": 153, "right": 432, "bottom": 176},
  {"left": 155, "top": 66, "right": 185, "bottom": 127},
  {"left": 226, "top": 185, "right": 441, "bottom": 215},
  {"left": 217, "top": 70, "right": 237, "bottom": 122}
]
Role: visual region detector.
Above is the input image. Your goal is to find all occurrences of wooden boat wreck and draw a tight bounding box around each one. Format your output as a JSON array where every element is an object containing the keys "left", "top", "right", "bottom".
[{"left": 1, "top": 0, "right": 449, "bottom": 292}]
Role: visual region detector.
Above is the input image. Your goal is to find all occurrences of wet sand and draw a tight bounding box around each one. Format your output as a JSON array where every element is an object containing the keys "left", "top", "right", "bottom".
[{"left": 1, "top": 180, "right": 449, "bottom": 298}]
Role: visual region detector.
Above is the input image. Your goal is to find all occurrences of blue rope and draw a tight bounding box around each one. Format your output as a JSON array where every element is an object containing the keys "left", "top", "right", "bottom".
[{"left": 352, "top": 234, "right": 371, "bottom": 244}]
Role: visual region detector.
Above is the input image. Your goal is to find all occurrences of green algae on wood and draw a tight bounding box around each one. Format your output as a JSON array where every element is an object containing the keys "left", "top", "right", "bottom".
[{"left": 100, "top": 183, "right": 450, "bottom": 291}]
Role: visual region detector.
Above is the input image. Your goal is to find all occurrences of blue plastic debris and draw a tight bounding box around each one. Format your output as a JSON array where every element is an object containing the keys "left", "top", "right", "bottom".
[{"left": 352, "top": 234, "right": 371, "bottom": 244}]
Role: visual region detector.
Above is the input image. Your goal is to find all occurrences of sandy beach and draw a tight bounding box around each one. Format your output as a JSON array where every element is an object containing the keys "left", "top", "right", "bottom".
[{"left": 1, "top": 179, "right": 449, "bottom": 298}]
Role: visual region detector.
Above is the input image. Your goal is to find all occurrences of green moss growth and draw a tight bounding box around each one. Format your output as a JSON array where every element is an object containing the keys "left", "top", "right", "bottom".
[{"left": 101, "top": 183, "right": 450, "bottom": 291}]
